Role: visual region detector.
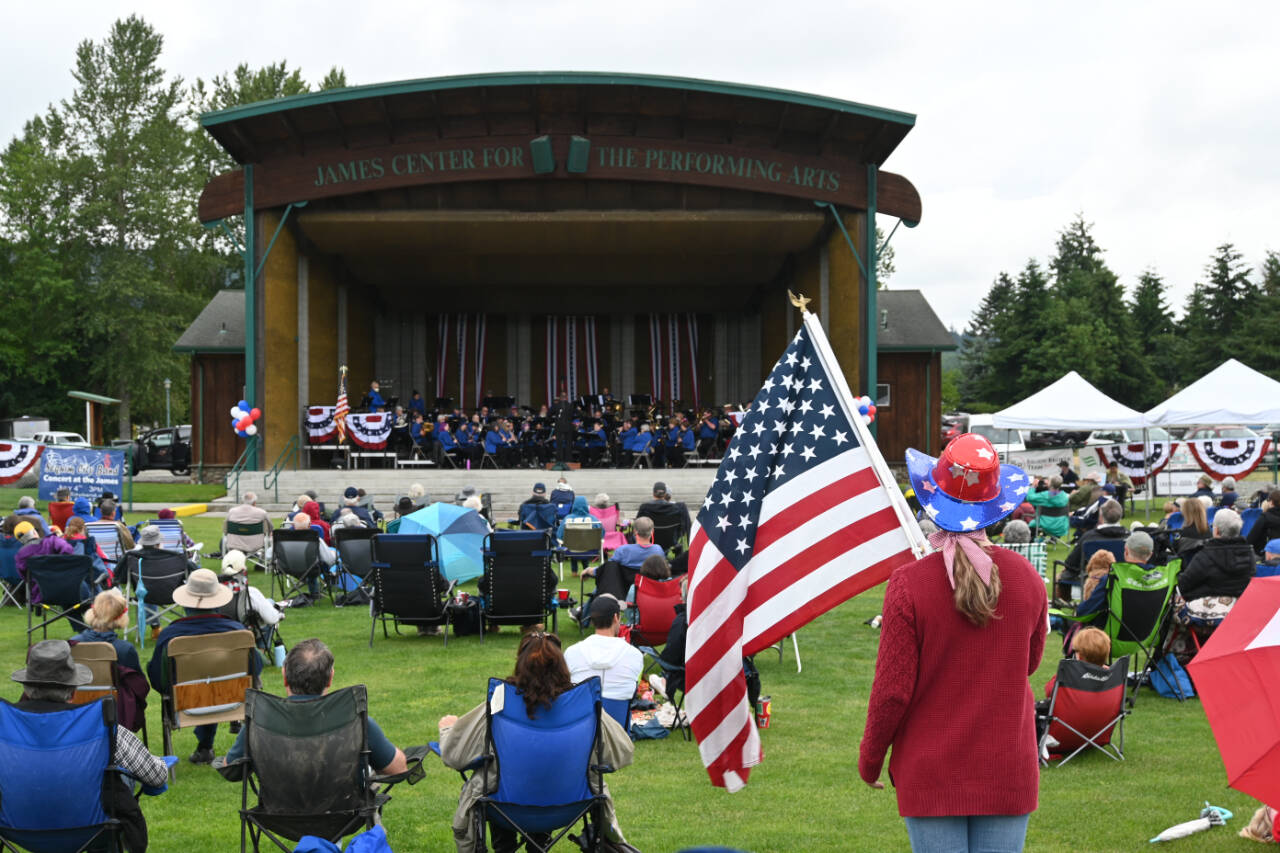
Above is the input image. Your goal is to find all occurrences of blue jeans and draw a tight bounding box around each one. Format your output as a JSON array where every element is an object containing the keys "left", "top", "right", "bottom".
[{"left": 903, "top": 815, "right": 1030, "bottom": 853}]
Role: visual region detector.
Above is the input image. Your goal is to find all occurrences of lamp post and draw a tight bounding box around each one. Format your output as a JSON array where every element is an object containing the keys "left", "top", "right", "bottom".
[{"left": 163, "top": 378, "right": 172, "bottom": 428}]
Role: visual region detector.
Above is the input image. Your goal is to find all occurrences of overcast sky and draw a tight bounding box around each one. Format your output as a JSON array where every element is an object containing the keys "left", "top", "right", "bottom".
[{"left": 4, "top": 1, "right": 1278, "bottom": 330}]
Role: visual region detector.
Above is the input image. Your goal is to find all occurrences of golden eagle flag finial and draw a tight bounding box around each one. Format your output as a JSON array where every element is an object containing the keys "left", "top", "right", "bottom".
[{"left": 788, "top": 289, "right": 812, "bottom": 314}]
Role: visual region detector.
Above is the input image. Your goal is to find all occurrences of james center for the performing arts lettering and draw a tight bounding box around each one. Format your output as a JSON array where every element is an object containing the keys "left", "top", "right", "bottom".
[{"left": 313, "top": 142, "right": 839, "bottom": 192}]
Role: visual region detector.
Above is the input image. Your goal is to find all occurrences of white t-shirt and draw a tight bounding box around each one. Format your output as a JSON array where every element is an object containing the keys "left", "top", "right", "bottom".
[{"left": 563, "top": 633, "right": 643, "bottom": 701}]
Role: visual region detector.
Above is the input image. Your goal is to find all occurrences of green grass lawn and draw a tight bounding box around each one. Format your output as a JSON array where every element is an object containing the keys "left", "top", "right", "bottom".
[
  {"left": 0, "top": 483, "right": 226, "bottom": 506},
  {"left": 0, "top": 516, "right": 1260, "bottom": 852}
]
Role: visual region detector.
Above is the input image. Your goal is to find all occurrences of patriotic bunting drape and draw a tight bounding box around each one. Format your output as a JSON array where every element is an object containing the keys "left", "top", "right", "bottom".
[
  {"left": 684, "top": 313, "right": 922, "bottom": 791},
  {"left": 544, "top": 316, "right": 600, "bottom": 405},
  {"left": 649, "top": 314, "right": 700, "bottom": 410},
  {"left": 1184, "top": 437, "right": 1273, "bottom": 480},
  {"left": 1093, "top": 441, "right": 1176, "bottom": 486},
  {"left": 0, "top": 442, "right": 43, "bottom": 485},
  {"left": 305, "top": 407, "right": 393, "bottom": 449}
]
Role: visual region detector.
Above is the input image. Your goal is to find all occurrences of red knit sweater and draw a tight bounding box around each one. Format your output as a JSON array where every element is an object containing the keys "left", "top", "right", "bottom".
[{"left": 858, "top": 547, "right": 1048, "bottom": 817}]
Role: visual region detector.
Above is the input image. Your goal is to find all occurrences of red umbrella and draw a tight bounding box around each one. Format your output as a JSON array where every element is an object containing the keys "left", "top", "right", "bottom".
[{"left": 1187, "top": 576, "right": 1280, "bottom": 806}]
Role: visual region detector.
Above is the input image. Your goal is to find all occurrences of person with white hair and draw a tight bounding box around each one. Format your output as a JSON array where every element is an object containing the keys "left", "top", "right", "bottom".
[
  {"left": 220, "top": 550, "right": 284, "bottom": 630},
  {"left": 1173, "top": 508, "right": 1256, "bottom": 638},
  {"left": 12, "top": 495, "right": 49, "bottom": 536},
  {"left": 224, "top": 490, "right": 272, "bottom": 557}
]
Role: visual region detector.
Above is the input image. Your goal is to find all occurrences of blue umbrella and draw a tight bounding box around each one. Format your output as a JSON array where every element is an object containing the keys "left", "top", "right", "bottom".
[{"left": 397, "top": 502, "right": 488, "bottom": 582}]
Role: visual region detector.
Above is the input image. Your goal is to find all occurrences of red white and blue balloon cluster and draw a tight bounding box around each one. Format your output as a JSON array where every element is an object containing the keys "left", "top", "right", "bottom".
[
  {"left": 856, "top": 395, "right": 877, "bottom": 425},
  {"left": 230, "top": 400, "right": 262, "bottom": 438}
]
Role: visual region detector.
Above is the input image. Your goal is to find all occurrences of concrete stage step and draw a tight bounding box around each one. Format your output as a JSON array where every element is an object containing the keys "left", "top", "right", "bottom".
[{"left": 220, "top": 467, "right": 720, "bottom": 517}]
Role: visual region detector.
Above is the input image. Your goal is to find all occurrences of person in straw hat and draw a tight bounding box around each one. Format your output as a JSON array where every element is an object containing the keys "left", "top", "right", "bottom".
[
  {"left": 860, "top": 433, "right": 1049, "bottom": 852},
  {"left": 144, "top": 568, "right": 263, "bottom": 765},
  {"left": 12, "top": 639, "right": 169, "bottom": 850}
]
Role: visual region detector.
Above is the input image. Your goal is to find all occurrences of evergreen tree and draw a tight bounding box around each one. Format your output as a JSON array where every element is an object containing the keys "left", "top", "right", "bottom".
[
  {"left": 1176, "top": 284, "right": 1216, "bottom": 380},
  {"left": 1128, "top": 270, "right": 1178, "bottom": 407},
  {"left": 1237, "top": 251, "right": 1280, "bottom": 377},
  {"left": 1201, "top": 242, "right": 1251, "bottom": 345},
  {"left": 959, "top": 273, "right": 1016, "bottom": 408}
]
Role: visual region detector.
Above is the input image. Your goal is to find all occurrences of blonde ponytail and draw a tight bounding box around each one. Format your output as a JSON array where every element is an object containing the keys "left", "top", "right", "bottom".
[{"left": 952, "top": 545, "right": 1001, "bottom": 626}]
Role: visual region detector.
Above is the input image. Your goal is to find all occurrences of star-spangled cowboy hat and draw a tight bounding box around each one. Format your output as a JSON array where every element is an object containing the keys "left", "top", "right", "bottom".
[{"left": 905, "top": 433, "right": 1031, "bottom": 533}]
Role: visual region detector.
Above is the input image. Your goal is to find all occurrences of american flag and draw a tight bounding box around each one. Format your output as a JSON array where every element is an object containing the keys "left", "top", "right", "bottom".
[
  {"left": 685, "top": 311, "right": 924, "bottom": 791},
  {"left": 335, "top": 367, "right": 349, "bottom": 444}
]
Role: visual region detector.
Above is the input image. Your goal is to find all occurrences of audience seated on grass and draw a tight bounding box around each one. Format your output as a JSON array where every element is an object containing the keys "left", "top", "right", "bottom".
[
  {"left": 1175, "top": 496, "right": 1213, "bottom": 560},
  {"left": 146, "top": 568, "right": 264, "bottom": 765},
  {"left": 1247, "top": 489, "right": 1280, "bottom": 557},
  {"left": 338, "top": 486, "right": 379, "bottom": 528},
  {"left": 287, "top": 512, "right": 336, "bottom": 600},
  {"left": 15, "top": 521, "right": 74, "bottom": 604},
  {"left": 217, "top": 638, "right": 408, "bottom": 779},
  {"left": 69, "top": 589, "right": 151, "bottom": 733},
  {"left": 1172, "top": 508, "right": 1255, "bottom": 635},
  {"left": 624, "top": 554, "right": 671, "bottom": 625},
  {"left": 9, "top": 495, "right": 49, "bottom": 537},
  {"left": 224, "top": 491, "right": 273, "bottom": 559},
  {"left": 9, "top": 639, "right": 169, "bottom": 852},
  {"left": 1000, "top": 520, "right": 1047, "bottom": 577},
  {"left": 1259, "top": 539, "right": 1280, "bottom": 577},
  {"left": 1026, "top": 475, "right": 1070, "bottom": 541},
  {"left": 48, "top": 486, "right": 74, "bottom": 532},
  {"left": 1059, "top": 499, "right": 1127, "bottom": 600},
  {"left": 564, "top": 596, "right": 643, "bottom": 705},
  {"left": 93, "top": 500, "right": 135, "bottom": 549},
  {"left": 437, "top": 631, "right": 633, "bottom": 853},
  {"left": 517, "top": 483, "right": 557, "bottom": 531},
  {"left": 583, "top": 517, "right": 665, "bottom": 602},
  {"left": 63, "top": 515, "right": 110, "bottom": 580}
]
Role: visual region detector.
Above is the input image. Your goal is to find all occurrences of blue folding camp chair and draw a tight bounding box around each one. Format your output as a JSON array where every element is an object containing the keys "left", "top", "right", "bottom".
[
  {"left": 601, "top": 698, "right": 630, "bottom": 736},
  {"left": 1239, "top": 506, "right": 1262, "bottom": 538},
  {"left": 0, "top": 697, "right": 169, "bottom": 853},
  {"left": 1257, "top": 562, "right": 1280, "bottom": 578},
  {"left": 84, "top": 522, "right": 127, "bottom": 576},
  {"left": 473, "top": 677, "right": 613, "bottom": 853},
  {"left": 0, "top": 536, "right": 23, "bottom": 608},
  {"left": 141, "top": 519, "right": 200, "bottom": 561}
]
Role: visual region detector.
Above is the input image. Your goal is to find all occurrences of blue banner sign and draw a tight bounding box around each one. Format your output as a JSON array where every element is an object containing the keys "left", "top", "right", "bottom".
[{"left": 37, "top": 447, "right": 125, "bottom": 501}]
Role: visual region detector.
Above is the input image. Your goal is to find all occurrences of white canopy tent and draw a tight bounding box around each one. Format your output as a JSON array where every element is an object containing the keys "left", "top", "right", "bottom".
[
  {"left": 992, "top": 371, "right": 1146, "bottom": 431},
  {"left": 1144, "top": 359, "right": 1280, "bottom": 426}
]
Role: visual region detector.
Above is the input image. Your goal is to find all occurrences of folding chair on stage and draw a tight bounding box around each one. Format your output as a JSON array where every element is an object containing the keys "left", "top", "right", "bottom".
[
  {"left": 70, "top": 641, "right": 149, "bottom": 748},
  {"left": 468, "top": 677, "right": 614, "bottom": 853},
  {"left": 0, "top": 536, "right": 23, "bottom": 607},
  {"left": 223, "top": 519, "right": 271, "bottom": 572},
  {"left": 162, "top": 629, "right": 258, "bottom": 778},
  {"left": 1039, "top": 655, "right": 1130, "bottom": 766},
  {"left": 269, "top": 528, "right": 328, "bottom": 603},
  {"left": 84, "top": 521, "right": 128, "bottom": 576},
  {"left": 0, "top": 697, "right": 169, "bottom": 853},
  {"left": 25, "top": 553, "right": 100, "bottom": 642},
  {"left": 481, "top": 530, "right": 558, "bottom": 636},
  {"left": 123, "top": 549, "right": 192, "bottom": 638},
  {"left": 221, "top": 686, "right": 425, "bottom": 852},
  {"left": 367, "top": 534, "right": 453, "bottom": 646}
]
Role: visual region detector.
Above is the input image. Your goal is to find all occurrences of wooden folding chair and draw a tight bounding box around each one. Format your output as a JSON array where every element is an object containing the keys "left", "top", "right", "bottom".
[{"left": 162, "top": 629, "right": 258, "bottom": 778}]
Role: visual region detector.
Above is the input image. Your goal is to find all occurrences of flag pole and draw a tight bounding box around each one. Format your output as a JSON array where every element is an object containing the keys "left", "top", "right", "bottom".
[{"left": 789, "top": 291, "right": 929, "bottom": 558}]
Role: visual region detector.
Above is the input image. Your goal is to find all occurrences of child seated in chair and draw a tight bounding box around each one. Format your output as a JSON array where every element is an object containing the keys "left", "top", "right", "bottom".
[
  {"left": 623, "top": 554, "right": 671, "bottom": 626},
  {"left": 1036, "top": 627, "right": 1111, "bottom": 751}
]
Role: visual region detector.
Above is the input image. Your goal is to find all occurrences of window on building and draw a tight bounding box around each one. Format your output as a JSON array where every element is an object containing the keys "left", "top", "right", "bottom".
[{"left": 876, "top": 383, "right": 891, "bottom": 408}]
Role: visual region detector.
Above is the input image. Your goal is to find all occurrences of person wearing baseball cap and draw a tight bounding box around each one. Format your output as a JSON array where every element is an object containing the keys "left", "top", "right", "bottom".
[
  {"left": 563, "top": 595, "right": 643, "bottom": 702},
  {"left": 1261, "top": 538, "right": 1280, "bottom": 572},
  {"left": 12, "top": 639, "right": 170, "bottom": 850},
  {"left": 860, "top": 434, "right": 1047, "bottom": 850},
  {"left": 340, "top": 486, "right": 377, "bottom": 528},
  {"left": 517, "top": 482, "right": 556, "bottom": 530},
  {"left": 145, "top": 568, "right": 263, "bottom": 765}
]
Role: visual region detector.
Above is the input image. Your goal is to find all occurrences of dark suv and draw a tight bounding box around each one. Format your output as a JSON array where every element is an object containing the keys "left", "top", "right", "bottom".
[{"left": 130, "top": 425, "right": 192, "bottom": 475}]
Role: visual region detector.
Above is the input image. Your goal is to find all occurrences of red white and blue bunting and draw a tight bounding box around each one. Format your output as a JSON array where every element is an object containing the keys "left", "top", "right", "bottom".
[
  {"left": 648, "top": 314, "right": 700, "bottom": 411},
  {"left": 1184, "top": 437, "right": 1273, "bottom": 480},
  {"left": 545, "top": 316, "right": 600, "bottom": 405},
  {"left": 305, "top": 407, "right": 393, "bottom": 449},
  {"left": 1093, "top": 441, "right": 1176, "bottom": 486},
  {"left": 0, "top": 442, "right": 43, "bottom": 485}
]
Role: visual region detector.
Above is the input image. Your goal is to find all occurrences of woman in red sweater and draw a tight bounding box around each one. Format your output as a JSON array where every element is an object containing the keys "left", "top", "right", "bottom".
[{"left": 860, "top": 434, "right": 1048, "bottom": 852}]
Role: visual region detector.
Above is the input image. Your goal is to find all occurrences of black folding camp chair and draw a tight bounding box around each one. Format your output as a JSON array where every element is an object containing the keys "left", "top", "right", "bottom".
[
  {"left": 270, "top": 528, "right": 328, "bottom": 603},
  {"left": 481, "top": 530, "right": 558, "bottom": 637},
  {"left": 333, "top": 526, "right": 376, "bottom": 589},
  {"left": 367, "top": 534, "right": 453, "bottom": 646},
  {"left": 123, "top": 549, "right": 192, "bottom": 636},
  {"left": 25, "top": 553, "right": 101, "bottom": 642},
  {"left": 221, "top": 686, "right": 425, "bottom": 852}
]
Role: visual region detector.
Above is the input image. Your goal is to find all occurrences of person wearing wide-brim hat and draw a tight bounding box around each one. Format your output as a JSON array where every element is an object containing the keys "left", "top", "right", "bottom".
[
  {"left": 860, "top": 433, "right": 1048, "bottom": 852},
  {"left": 145, "top": 568, "right": 263, "bottom": 766},
  {"left": 386, "top": 495, "right": 423, "bottom": 534},
  {"left": 12, "top": 639, "right": 170, "bottom": 851}
]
